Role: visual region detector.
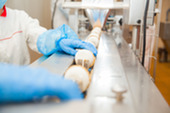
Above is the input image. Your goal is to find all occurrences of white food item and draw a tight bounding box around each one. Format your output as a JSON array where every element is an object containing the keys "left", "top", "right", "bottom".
[
  {"left": 75, "top": 49, "right": 95, "bottom": 68},
  {"left": 65, "top": 66, "right": 90, "bottom": 92},
  {"left": 92, "top": 27, "right": 101, "bottom": 34},
  {"left": 89, "top": 32, "right": 100, "bottom": 39},
  {"left": 86, "top": 36, "right": 99, "bottom": 48}
]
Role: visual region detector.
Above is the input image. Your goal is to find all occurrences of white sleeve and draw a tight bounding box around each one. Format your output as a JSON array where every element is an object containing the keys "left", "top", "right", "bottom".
[{"left": 20, "top": 11, "right": 47, "bottom": 53}]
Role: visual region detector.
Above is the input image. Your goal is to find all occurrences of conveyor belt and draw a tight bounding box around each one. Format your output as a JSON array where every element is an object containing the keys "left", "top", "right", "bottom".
[
  {"left": 87, "top": 33, "right": 135, "bottom": 113},
  {"left": 1, "top": 33, "right": 169, "bottom": 113},
  {"left": 87, "top": 33, "right": 170, "bottom": 113},
  {"left": 30, "top": 52, "right": 74, "bottom": 75}
]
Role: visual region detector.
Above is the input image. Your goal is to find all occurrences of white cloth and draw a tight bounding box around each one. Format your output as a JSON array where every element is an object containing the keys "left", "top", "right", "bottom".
[
  {"left": 51, "top": 0, "right": 70, "bottom": 28},
  {"left": 0, "top": 7, "right": 47, "bottom": 65}
]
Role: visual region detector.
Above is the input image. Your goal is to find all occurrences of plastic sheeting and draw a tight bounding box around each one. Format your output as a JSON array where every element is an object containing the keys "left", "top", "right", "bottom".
[
  {"left": 82, "top": 0, "right": 113, "bottom": 7},
  {"left": 85, "top": 9, "right": 109, "bottom": 27},
  {"left": 82, "top": 0, "right": 113, "bottom": 27}
]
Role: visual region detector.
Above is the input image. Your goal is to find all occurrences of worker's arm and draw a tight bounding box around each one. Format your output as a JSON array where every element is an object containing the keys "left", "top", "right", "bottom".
[
  {"left": 0, "top": 63, "right": 83, "bottom": 103},
  {"left": 37, "top": 24, "right": 97, "bottom": 56},
  {"left": 20, "top": 11, "right": 97, "bottom": 56},
  {"left": 19, "top": 10, "right": 47, "bottom": 53}
]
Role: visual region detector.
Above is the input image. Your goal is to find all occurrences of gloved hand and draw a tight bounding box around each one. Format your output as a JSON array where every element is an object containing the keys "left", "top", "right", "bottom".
[
  {"left": 0, "top": 63, "right": 83, "bottom": 103},
  {"left": 37, "top": 24, "right": 97, "bottom": 56},
  {"left": 57, "top": 39, "right": 97, "bottom": 56}
]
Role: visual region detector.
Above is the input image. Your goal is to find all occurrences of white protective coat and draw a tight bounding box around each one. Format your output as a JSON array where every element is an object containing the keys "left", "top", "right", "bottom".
[{"left": 0, "top": 7, "right": 47, "bottom": 65}]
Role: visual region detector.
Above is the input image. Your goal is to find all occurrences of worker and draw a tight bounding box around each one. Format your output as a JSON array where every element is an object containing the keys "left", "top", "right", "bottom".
[
  {"left": 0, "top": 0, "right": 97, "bottom": 65},
  {"left": 0, "top": 0, "right": 97, "bottom": 103}
]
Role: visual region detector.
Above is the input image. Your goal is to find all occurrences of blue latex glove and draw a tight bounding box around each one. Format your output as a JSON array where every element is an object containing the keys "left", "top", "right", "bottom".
[
  {"left": 0, "top": 63, "right": 83, "bottom": 103},
  {"left": 58, "top": 39, "right": 97, "bottom": 56},
  {"left": 0, "top": 0, "right": 7, "bottom": 9},
  {"left": 37, "top": 24, "right": 97, "bottom": 56}
]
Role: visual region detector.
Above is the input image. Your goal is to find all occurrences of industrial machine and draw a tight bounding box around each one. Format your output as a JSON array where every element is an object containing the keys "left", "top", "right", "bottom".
[
  {"left": 159, "top": 8, "right": 170, "bottom": 62},
  {"left": 1, "top": 0, "right": 170, "bottom": 113}
]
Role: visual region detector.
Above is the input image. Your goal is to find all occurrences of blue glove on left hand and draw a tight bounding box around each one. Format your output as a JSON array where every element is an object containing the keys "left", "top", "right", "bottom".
[
  {"left": 37, "top": 24, "right": 97, "bottom": 56},
  {"left": 0, "top": 63, "right": 83, "bottom": 103}
]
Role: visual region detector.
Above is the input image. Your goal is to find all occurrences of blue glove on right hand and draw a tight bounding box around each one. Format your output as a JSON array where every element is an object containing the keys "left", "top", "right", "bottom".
[
  {"left": 0, "top": 63, "right": 83, "bottom": 103},
  {"left": 57, "top": 38, "right": 97, "bottom": 56},
  {"left": 37, "top": 24, "right": 79, "bottom": 56},
  {"left": 37, "top": 24, "right": 97, "bottom": 56}
]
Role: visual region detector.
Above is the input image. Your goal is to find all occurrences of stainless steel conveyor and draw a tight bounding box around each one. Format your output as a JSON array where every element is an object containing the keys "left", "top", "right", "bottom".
[{"left": 0, "top": 33, "right": 169, "bottom": 113}]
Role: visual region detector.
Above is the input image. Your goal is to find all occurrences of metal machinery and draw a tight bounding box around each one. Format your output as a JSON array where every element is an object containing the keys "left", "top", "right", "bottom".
[
  {"left": 159, "top": 8, "right": 170, "bottom": 62},
  {"left": 1, "top": 0, "right": 170, "bottom": 113}
]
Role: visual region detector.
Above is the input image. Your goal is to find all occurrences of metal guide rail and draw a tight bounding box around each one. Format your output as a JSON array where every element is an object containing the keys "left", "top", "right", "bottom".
[
  {"left": 62, "top": 2, "right": 129, "bottom": 9},
  {"left": 87, "top": 33, "right": 170, "bottom": 113},
  {"left": 0, "top": 34, "right": 170, "bottom": 113},
  {"left": 29, "top": 52, "right": 74, "bottom": 75}
]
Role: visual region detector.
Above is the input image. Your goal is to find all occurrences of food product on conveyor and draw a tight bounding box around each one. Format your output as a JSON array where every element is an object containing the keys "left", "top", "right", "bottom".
[
  {"left": 86, "top": 35, "right": 99, "bottom": 48},
  {"left": 64, "top": 22, "right": 102, "bottom": 93},
  {"left": 92, "top": 27, "right": 102, "bottom": 37},
  {"left": 75, "top": 49, "right": 95, "bottom": 68},
  {"left": 93, "top": 19, "right": 102, "bottom": 28},
  {"left": 64, "top": 65, "right": 90, "bottom": 92},
  {"left": 89, "top": 32, "right": 100, "bottom": 39},
  {"left": 85, "top": 26, "right": 102, "bottom": 48}
]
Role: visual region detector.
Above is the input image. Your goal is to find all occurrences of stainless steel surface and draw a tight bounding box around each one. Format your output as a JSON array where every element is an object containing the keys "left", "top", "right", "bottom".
[
  {"left": 63, "top": 2, "right": 129, "bottom": 9},
  {"left": 0, "top": 101, "right": 90, "bottom": 113},
  {"left": 87, "top": 34, "right": 136, "bottom": 113},
  {"left": 118, "top": 36, "right": 170, "bottom": 113},
  {"left": 1, "top": 34, "right": 170, "bottom": 113},
  {"left": 123, "top": 0, "right": 155, "bottom": 25},
  {"left": 30, "top": 52, "right": 74, "bottom": 75},
  {"left": 30, "top": 56, "right": 48, "bottom": 66},
  {"left": 132, "top": 26, "right": 137, "bottom": 51},
  {"left": 87, "top": 33, "right": 170, "bottom": 113},
  {"left": 112, "top": 84, "right": 127, "bottom": 102}
]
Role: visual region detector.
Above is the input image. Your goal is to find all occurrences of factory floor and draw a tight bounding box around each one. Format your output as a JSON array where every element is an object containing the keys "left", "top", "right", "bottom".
[{"left": 150, "top": 55, "right": 170, "bottom": 106}]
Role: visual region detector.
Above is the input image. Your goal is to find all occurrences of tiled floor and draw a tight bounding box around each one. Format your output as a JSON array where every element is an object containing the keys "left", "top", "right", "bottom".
[{"left": 150, "top": 57, "right": 170, "bottom": 106}]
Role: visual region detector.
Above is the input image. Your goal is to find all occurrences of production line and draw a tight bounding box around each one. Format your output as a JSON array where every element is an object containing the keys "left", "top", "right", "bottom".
[
  {"left": 1, "top": 31, "right": 170, "bottom": 113},
  {"left": 1, "top": 0, "right": 170, "bottom": 113}
]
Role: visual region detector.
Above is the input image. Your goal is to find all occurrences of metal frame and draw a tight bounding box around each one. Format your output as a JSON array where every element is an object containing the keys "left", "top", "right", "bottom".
[
  {"left": 152, "top": 0, "right": 162, "bottom": 82},
  {"left": 62, "top": 1, "right": 129, "bottom": 9}
]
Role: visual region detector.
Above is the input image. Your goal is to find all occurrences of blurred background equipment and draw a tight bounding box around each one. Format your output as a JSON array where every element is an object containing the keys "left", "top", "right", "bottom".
[{"left": 159, "top": 8, "right": 170, "bottom": 62}]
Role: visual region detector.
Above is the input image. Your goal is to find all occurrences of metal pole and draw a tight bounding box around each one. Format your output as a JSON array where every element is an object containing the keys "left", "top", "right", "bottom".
[
  {"left": 132, "top": 26, "right": 138, "bottom": 52},
  {"left": 153, "top": 0, "right": 162, "bottom": 82}
]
